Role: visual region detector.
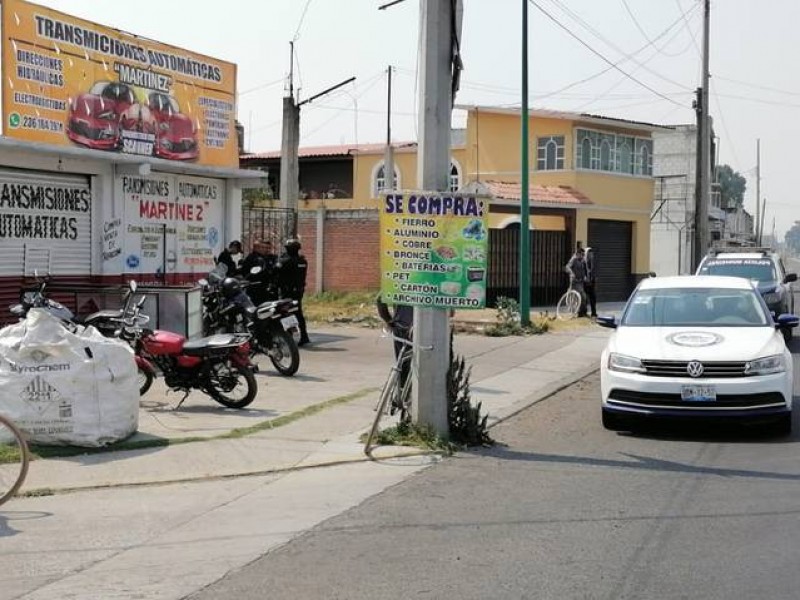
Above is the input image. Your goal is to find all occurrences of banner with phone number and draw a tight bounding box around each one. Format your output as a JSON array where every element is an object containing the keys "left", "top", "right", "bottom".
[{"left": 380, "top": 192, "right": 489, "bottom": 309}]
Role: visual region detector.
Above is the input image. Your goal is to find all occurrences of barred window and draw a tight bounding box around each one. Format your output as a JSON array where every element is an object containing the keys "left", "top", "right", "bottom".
[
  {"left": 575, "top": 128, "right": 653, "bottom": 177},
  {"left": 537, "top": 136, "right": 565, "bottom": 170}
]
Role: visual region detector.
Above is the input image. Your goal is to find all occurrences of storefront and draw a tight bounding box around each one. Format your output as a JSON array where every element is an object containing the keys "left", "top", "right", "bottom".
[{"left": 0, "top": 0, "right": 264, "bottom": 324}]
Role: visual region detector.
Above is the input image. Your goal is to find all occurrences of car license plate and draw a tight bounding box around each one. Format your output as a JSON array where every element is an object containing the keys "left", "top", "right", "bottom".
[
  {"left": 681, "top": 385, "right": 716, "bottom": 402},
  {"left": 281, "top": 315, "right": 299, "bottom": 330}
]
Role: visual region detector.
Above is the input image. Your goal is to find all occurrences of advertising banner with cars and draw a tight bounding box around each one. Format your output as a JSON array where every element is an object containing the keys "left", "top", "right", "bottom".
[
  {"left": 379, "top": 192, "right": 489, "bottom": 309},
  {"left": 1, "top": 0, "right": 238, "bottom": 167},
  {"left": 115, "top": 173, "right": 223, "bottom": 281}
]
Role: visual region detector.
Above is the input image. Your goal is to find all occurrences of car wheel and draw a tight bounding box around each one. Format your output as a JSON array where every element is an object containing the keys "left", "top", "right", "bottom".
[{"left": 769, "top": 413, "right": 792, "bottom": 437}]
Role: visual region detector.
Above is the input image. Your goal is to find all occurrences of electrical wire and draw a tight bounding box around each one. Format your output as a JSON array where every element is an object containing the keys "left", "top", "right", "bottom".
[
  {"left": 529, "top": 0, "right": 687, "bottom": 108},
  {"left": 621, "top": 0, "right": 697, "bottom": 58},
  {"left": 714, "top": 76, "right": 800, "bottom": 98},
  {"left": 292, "top": 0, "right": 315, "bottom": 42},
  {"left": 544, "top": 0, "right": 692, "bottom": 92},
  {"left": 238, "top": 77, "right": 285, "bottom": 97}
]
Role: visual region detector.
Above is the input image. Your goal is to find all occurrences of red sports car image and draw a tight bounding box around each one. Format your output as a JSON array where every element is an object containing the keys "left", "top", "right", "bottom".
[
  {"left": 148, "top": 92, "right": 199, "bottom": 161},
  {"left": 66, "top": 81, "right": 136, "bottom": 150}
]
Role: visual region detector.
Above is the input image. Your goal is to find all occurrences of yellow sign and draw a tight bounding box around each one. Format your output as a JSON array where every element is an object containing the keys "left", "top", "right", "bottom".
[{"left": 1, "top": 0, "right": 238, "bottom": 167}]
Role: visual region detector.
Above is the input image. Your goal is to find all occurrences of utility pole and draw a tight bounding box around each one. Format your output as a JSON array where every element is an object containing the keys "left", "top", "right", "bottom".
[
  {"left": 759, "top": 197, "right": 767, "bottom": 246},
  {"left": 278, "top": 41, "right": 355, "bottom": 219},
  {"left": 692, "top": 0, "right": 711, "bottom": 268},
  {"left": 756, "top": 138, "right": 761, "bottom": 244},
  {"left": 412, "top": 0, "right": 458, "bottom": 436},
  {"left": 279, "top": 42, "right": 300, "bottom": 215},
  {"left": 519, "top": 0, "right": 531, "bottom": 326},
  {"left": 384, "top": 65, "right": 394, "bottom": 192}
]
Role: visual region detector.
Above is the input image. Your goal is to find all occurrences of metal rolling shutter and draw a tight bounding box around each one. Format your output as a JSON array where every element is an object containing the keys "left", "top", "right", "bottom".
[
  {"left": 587, "top": 219, "right": 633, "bottom": 302},
  {"left": 0, "top": 168, "right": 92, "bottom": 277}
]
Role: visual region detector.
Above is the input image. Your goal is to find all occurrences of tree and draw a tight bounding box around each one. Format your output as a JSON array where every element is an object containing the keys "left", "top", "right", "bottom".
[
  {"left": 716, "top": 164, "right": 747, "bottom": 208},
  {"left": 785, "top": 221, "right": 800, "bottom": 254}
]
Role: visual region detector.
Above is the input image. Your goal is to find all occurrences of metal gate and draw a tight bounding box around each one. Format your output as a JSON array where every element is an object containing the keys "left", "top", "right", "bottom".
[
  {"left": 587, "top": 219, "right": 633, "bottom": 302},
  {"left": 487, "top": 228, "right": 570, "bottom": 307},
  {"left": 242, "top": 207, "right": 297, "bottom": 253}
]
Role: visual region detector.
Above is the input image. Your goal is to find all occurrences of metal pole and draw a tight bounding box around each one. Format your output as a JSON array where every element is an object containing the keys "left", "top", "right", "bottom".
[
  {"left": 699, "top": 0, "right": 711, "bottom": 257},
  {"left": 519, "top": 0, "right": 531, "bottom": 325},
  {"left": 384, "top": 65, "right": 394, "bottom": 191},
  {"left": 412, "top": 0, "right": 454, "bottom": 436},
  {"left": 756, "top": 138, "right": 761, "bottom": 243}
]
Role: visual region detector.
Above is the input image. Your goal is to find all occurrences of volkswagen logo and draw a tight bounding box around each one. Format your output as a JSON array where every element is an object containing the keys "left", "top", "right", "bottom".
[{"left": 687, "top": 361, "right": 704, "bottom": 378}]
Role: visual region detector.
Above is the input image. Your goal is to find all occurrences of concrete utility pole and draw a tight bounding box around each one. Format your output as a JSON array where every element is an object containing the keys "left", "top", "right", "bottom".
[
  {"left": 279, "top": 42, "right": 300, "bottom": 214},
  {"left": 413, "top": 0, "right": 458, "bottom": 435},
  {"left": 693, "top": 0, "right": 711, "bottom": 268}
]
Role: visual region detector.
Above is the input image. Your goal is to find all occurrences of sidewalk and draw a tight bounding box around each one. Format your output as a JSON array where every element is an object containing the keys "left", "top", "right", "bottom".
[{"left": 20, "top": 315, "right": 614, "bottom": 495}]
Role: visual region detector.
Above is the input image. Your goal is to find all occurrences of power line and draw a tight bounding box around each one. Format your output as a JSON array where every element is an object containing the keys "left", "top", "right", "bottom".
[
  {"left": 238, "top": 77, "right": 285, "bottom": 97},
  {"left": 545, "top": 0, "right": 692, "bottom": 92},
  {"left": 292, "top": 0, "right": 315, "bottom": 42},
  {"left": 715, "top": 76, "right": 800, "bottom": 98},
  {"left": 621, "top": 0, "right": 698, "bottom": 58},
  {"left": 529, "top": 0, "right": 687, "bottom": 108}
]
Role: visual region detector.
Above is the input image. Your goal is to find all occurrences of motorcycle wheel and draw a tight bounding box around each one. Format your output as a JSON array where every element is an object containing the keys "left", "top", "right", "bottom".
[
  {"left": 208, "top": 363, "right": 257, "bottom": 409},
  {"left": 137, "top": 365, "right": 154, "bottom": 396},
  {"left": 269, "top": 329, "right": 300, "bottom": 376}
]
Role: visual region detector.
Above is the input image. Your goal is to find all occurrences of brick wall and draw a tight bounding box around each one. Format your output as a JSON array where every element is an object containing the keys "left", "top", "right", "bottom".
[{"left": 298, "top": 209, "right": 381, "bottom": 294}]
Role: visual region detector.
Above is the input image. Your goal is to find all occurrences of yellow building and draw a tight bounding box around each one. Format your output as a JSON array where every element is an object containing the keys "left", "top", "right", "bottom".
[{"left": 241, "top": 106, "right": 664, "bottom": 302}]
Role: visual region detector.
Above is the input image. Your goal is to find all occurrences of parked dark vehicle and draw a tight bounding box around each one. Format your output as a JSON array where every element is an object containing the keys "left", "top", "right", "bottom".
[
  {"left": 199, "top": 266, "right": 301, "bottom": 377},
  {"left": 117, "top": 284, "right": 258, "bottom": 409},
  {"left": 696, "top": 247, "right": 797, "bottom": 341}
]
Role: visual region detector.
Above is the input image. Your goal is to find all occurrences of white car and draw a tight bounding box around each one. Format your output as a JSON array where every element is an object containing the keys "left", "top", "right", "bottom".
[{"left": 598, "top": 275, "right": 797, "bottom": 434}]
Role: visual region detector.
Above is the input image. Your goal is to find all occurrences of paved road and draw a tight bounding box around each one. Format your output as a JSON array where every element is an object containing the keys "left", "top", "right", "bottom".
[{"left": 189, "top": 337, "right": 800, "bottom": 599}]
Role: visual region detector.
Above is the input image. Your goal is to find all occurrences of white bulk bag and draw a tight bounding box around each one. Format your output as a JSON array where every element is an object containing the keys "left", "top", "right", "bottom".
[{"left": 0, "top": 308, "right": 139, "bottom": 447}]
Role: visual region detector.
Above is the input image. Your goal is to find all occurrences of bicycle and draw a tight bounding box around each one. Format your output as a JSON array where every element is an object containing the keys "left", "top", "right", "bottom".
[
  {"left": 556, "top": 281, "right": 583, "bottom": 320},
  {"left": 364, "top": 330, "right": 416, "bottom": 457},
  {"left": 0, "top": 413, "right": 30, "bottom": 507}
]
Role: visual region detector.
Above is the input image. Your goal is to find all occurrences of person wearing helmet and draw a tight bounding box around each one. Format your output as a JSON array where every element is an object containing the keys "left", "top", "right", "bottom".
[{"left": 276, "top": 238, "right": 310, "bottom": 345}]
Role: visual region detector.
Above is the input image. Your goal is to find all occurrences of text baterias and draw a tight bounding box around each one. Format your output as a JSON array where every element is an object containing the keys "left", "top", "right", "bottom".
[
  {"left": 384, "top": 194, "right": 484, "bottom": 217},
  {"left": 139, "top": 200, "right": 204, "bottom": 221}
]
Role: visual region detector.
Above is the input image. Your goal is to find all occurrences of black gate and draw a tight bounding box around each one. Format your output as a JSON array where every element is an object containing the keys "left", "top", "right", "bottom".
[
  {"left": 587, "top": 219, "right": 633, "bottom": 302},
  {"left": 242, "top": 207, "right": 297, "bottom": 253},
  {"left": 487, "top": 228, "right": 570, "bottom": 307}
]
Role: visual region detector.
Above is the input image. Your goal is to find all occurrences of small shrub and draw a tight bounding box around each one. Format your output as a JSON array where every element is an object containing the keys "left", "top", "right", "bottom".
[
  {"left": 485, "top": 296, "right": 549, "bottom": 336},
  {"left": 448, "top": 332, "right": 494, "bottom": 447}
]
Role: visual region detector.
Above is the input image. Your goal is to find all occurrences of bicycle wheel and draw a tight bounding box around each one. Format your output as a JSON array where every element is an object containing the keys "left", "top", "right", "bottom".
[
  {"left": 0, "top": 414, "right": 29, "bottom": 507},
  {"left": 556, "top": 289, "right": 581, "bottom": 320}
]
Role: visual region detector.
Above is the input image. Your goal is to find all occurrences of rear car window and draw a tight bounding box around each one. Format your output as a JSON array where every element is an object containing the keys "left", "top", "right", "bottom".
[{"left": 698, "top": 258, "right": 776, "bottom": 282}]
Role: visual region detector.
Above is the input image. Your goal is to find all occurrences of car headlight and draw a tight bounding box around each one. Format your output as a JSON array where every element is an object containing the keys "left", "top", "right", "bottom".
[
  {"left": 744, "top": 355, "right": 785, "bottom": 375},
  {"left": 763, "top": 291, "right": 782, "bottom": 304},
  {"left": 608, "top": 353, "right": 645, "bottom": 374}
]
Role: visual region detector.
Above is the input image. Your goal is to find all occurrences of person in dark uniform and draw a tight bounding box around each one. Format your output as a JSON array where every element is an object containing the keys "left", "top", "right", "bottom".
[
  {"left": 276, "top": 239, "right": 310, "bottom": 345},
  {"left": 215, "top": 240, "right": 242, "bottom": 276},
  {"left": 584, "top": 246, "right": 598, "bottom": 318},
  {"left": 376, "top": 294, "right": 414, "bottom": 391}
]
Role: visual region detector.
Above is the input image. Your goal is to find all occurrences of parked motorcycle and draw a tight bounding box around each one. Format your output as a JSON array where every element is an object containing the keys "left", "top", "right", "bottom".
[
  {"left": 199, "top": 266, "right": 301, "bottom": 377},
  {"left": 116, "top": 284, "right": 258, "bottom": 409}
]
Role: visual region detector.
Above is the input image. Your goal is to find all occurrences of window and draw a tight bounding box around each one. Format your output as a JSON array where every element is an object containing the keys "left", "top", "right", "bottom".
[
  {"left": 575, "top": 128, "right": 653, "bottom": 176},
  {"left": 373, "top": 162, "right": 400, "bottom": 197},
  {"left": 537, "top": 136, "right": 565, "bottom": 170},
  {"left": 449, "top": 161, "right": 461, "bottom": 192}
]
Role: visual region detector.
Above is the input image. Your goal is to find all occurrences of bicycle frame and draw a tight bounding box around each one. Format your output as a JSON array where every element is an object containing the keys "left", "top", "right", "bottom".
[{"left": 364, "top": 329, "right": 431, "bottom": 457}]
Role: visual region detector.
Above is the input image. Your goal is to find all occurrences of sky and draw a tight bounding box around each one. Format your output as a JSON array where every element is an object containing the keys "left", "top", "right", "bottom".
[{"left": 30, "top": 0, "right": 800, "bottom": 237}]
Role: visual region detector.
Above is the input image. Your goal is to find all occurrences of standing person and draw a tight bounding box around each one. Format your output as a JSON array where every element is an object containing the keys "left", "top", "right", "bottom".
[
  {"left": 276, "top": 239, "right": 310, "bottom": 345},
  {"left": 584, "top": 246, "right": 598, "bottom": 318},
  {"left": 215, "top": 240, "right": 242, "bottom": 276},
  {"left": 240, "top": 241, "right": 265, "bottom": 277},
  {"left": 565, "top": 246, "right": 588, "bottom": 318}
]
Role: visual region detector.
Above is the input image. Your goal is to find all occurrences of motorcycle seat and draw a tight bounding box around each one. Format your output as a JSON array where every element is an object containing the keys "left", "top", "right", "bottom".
[
  {"left": 256, "top": 298, "right": 297, "bottom": 316},
  {"left": 182, "top": 333, "right": 250, "bottom": 356},
  {"left": 79, "top": 309, "right": 124, "bottom": 325}
]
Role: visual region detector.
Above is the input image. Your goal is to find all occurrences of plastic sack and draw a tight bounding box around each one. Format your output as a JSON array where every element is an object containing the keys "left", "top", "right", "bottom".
[{"left": 0, "top": 309, "right": 139, "bottom": 447}]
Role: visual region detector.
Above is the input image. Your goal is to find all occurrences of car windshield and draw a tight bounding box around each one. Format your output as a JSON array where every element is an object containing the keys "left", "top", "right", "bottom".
[
  {"left": 621, "top": 287, "right": 769, "bottom": 327},
  {"left": 698, "top": 258, "right": 777, "bottom": 282}
]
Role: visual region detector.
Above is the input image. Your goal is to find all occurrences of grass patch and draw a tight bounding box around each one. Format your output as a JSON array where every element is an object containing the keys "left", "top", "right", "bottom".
[
  {"left": 361, "top": 421, "right": 453, "bottom": 453},
  {"left": 22, "top": 388, "right": 376, "bottom": 461},
  {"left": 304, "top": 290, "right": 381, "bottom": 325},
  {"left": 0, "top": 443, "right": 23, "bottom": 465}
]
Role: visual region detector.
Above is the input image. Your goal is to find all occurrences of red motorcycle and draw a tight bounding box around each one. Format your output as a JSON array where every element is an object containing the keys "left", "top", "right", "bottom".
[{"left": 118, "top": 284, "right": 258, "bottom": 409}]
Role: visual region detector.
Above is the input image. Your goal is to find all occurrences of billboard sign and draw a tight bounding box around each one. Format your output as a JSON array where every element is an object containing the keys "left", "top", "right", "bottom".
[
  {"left": 380, "top": 192, "right": 489, "bottom": 309},
  {"left": 1, "top": 0, "right": 238, "bottom": 167}
]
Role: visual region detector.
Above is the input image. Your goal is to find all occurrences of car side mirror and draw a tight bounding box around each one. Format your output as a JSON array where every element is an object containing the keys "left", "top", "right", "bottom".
[
  {"left": 784, "top": 273, "right": 797, "bottom": 284},
  {"left": 776, "top": 314, "right": 800, "bottom": 329},
  {"left": 596, "top": 315, "right": 617, "bottom": 329}
]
